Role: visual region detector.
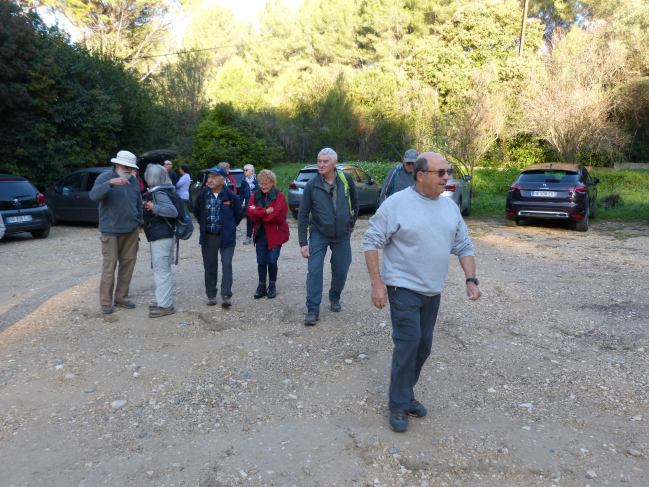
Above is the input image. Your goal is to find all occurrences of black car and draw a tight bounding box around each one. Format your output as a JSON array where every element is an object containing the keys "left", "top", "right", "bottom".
[
  {"left": 44, "top": 167, "right": 111, "bottom": 224},
  {"left": 0, "top": 174, "right": 52, "bottom": 239},
  {"left": 189, "top": 168, "right": 245, "bottom": 205},
  {"left": 506, "top": 163, "right": 599, "bottom": 232}
]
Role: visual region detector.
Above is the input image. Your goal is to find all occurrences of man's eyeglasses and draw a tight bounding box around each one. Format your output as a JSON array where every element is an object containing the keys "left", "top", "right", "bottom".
[{"left": 421, "top": 168, "right": 452, "bottom": 177}]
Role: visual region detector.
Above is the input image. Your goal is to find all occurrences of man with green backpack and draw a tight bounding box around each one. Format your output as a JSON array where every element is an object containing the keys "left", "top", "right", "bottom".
[{"left": 298, "top": 148, "right": 360, "bottom": 326}]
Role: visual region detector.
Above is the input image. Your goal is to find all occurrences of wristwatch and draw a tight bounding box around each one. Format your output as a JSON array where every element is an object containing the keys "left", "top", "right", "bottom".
[{"left": 466, "top": 278, "right": 479, "bottom": 286}]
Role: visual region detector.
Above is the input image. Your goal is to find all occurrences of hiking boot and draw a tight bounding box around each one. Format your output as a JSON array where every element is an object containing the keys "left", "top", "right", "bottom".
[
  {"left": 221, "top": 295, "right": 232, "bottom": 308},
  {"left": 101, "top": 306, "right": 114, "bottom": 314},
  {"left": 113, "top": 300, "right": 136, "bottom": 309},
  {"left": 149, "top": 305, "right": 176, "bottom": 318},
  {"left": 304, "top": 314, "right": 319, "bottom": 326},
  {"left": 408, "top": 398, "right": 427, "bottom": 418},
  {"left": 243, "top": 236, "right": 253, "bottom": 245},
  {"left": 206, "top": 296, "right": 217, "bottom": 306},
  {"left": 254, "top": 283, "right": 267, "bottom": 299},
  {"left": 330, "top": 300, "right": 341, "bottom": 312},
  {"left": 267, "top": 282, "right": 276, "bottom": 299},
  {"left": 149, "top": 303, "right": 175, "bottom": 312},
  {"left": 390, "top": 410, "right": 408, "bottom": 432}
]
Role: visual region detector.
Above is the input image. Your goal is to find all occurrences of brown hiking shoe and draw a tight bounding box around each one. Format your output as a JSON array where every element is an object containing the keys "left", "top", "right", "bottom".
[
  {"left": 149, "top": 306, "right": 176, "bottom": 318},
  {"left": 114, "top": 300, "right": 136, "bottom": 309}
]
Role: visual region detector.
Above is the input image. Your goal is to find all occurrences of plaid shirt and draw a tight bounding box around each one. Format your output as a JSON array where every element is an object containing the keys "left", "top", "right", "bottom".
[{"left": 205, "top": 191, "right": 222, "bottom": 233}]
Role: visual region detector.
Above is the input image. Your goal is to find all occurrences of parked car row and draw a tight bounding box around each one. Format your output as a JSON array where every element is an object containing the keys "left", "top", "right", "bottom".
[{"left": 1, "top": 157, "right": 600, "bottom": 241}]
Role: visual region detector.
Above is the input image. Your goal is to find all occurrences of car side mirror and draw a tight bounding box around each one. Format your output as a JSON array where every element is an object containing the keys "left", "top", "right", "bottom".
[
  {"left": 367, "top": 179, "right": 375, "bottom": 185},
  {"left": 464, "top": 175, "right": 472, "bottom": 181},
  {"left": 593, "top": 177, "right": 600, "bottom": 185}
]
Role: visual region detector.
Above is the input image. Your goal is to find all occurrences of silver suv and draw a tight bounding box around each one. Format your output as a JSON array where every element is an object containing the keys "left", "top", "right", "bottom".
[
  {"left": 443, "top": 163, "right": 473, "bottom": 216},
  {"left": 287, "top": 164, "right": 380, "bottom": 219}
]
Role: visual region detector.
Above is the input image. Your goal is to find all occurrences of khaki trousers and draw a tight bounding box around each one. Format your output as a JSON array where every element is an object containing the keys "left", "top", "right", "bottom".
[{"left": 99, "top": 227, "right": 140, "bottom": 307}]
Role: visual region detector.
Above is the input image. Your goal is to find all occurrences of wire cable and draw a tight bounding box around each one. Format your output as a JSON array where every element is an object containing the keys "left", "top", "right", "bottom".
[{"left": 133, "top": 0, "right": 491, "bottom": 60}]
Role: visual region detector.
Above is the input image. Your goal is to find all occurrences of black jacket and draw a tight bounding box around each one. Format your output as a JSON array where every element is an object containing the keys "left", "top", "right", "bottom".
[
  {"left": 143, "top": 188, "right": 178, "bottom": 242},
  {"left": 297, "top": 171, "right": 359, "bottom": 247}
]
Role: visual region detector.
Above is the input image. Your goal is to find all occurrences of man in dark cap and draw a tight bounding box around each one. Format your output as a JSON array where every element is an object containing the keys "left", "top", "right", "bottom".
[
  {"left": 378, "top": 148, "right": 418, "bottom": 206},
  {"left": 193, "top": 166, "right": 243, "bottom": 308}
]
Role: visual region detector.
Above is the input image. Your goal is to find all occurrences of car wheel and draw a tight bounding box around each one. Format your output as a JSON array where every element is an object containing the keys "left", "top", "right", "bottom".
[
  {"left": 590, "top": 197, "right": 597, "bottom": 219},
  {"left": 291, "top": 210, "right": 298, "bottom": 220},
  {"left": 461, "top": 196, "right": 472, "bottom": 216},
  {"left": 31, "top": 227, "right": 50, "bottom": 239},
  {"left": 506, "top": 218, "right": 518, "bottom": 227},
  {"left": 575, "top": 208, "right": 589, "bottom": 232},
  {"left": 50, "top": 208, "right": 58, "bottom": 226}
]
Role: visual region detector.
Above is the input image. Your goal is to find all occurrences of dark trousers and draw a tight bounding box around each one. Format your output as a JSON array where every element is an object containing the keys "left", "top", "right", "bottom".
[
  {"left": 387, "top": 286, "right": 440, "bottom": 412},
  {"left": 256, "top": 233, "right": 282, "bottom": 283},
  {"left": 246, "top": 216, "right": 254, "bottom": 238},
  {"left": 305, "top": 232, "right": 352, "bottom": 315},
  {"left": 201, "top": 233, "right": 235, "bottom": 297}
]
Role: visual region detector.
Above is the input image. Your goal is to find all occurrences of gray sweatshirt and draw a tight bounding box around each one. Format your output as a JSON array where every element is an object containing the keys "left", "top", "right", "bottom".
[
  {"left": 378, "top": 164, "right": 415, "bottom": 206},
  {"left": 363, "top": 186, "right": 474, "bottom": 295},
  {"left": 89, "top": 168, "right": 143, "bottom": 235}
]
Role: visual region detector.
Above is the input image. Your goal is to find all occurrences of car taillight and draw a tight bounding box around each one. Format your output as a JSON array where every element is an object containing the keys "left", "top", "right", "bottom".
[
  {"left": 574, "top": 214, "right": 583, "bottom": 219},
  {"left": 289, "top": 182, "right": 297, "bottom": 189},
  {"left": 37, "top": 193, "right": 46, "bottom": 206},
  {"left": 509, "top": 184, "right": 522, "bottom": 191},
  {"left": 575, "top": 185, "right": 586, "bottom": 193},
  {"left": 445, "top": 184, "right": 456, "bottom": 192},
  {"left": 507, "top": 211, "right": 516, "bottom": 216}
]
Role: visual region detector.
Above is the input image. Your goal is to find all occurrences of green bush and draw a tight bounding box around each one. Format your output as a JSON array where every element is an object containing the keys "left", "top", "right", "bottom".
[
  {"left": 192, "top": 103, "right": 284, "bottom": 171},
  {"left": 592, "top": 169, "right": 649, "bottom": 219}
]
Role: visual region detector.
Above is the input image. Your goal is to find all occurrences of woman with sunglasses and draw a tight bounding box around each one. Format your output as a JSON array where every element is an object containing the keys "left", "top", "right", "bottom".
[{"left": 246, "top": 169, "right": 290, "bottom": 299}]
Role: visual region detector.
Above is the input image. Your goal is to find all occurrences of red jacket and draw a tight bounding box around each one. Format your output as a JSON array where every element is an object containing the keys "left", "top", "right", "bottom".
[
  {"left": 247, "top": 188, "right": 290, "bottom": 249},
  {"left": 227, "top": 174, "right": 237, "bottom": 194}
]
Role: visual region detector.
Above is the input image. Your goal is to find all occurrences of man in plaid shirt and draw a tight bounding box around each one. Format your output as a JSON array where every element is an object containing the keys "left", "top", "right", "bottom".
[{"left": 193, "top": 166, "right": 243, "bottom": 307}]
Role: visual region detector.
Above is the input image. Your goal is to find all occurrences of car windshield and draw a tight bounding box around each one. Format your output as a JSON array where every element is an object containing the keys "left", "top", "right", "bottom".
[
  {"left": 231, "top": 172, "right": 245, "bottom": 184},
  {"left": 0, "top": 181, "right": 36, "bottom": 199},
  {"left": 297, "top": 170, "right": 319, "bottom": 182},
  {"left": 518, "top": 171, "right": 579, "bottom": 183}
]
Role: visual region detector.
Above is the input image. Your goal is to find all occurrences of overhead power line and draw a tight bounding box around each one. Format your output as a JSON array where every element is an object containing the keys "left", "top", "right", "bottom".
[{"left": 134, "top": 0, "right": 490, "bottom": 60}]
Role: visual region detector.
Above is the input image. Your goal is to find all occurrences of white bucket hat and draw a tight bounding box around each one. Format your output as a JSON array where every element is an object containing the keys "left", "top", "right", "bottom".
[{"left": 110, "top": 150, "right": 138, "bottom": 169}]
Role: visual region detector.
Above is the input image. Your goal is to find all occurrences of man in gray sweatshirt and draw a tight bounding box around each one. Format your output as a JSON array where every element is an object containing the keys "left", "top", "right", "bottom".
[
  {"left": 363, "top": 152, "right": 482, "bottom": 432},
  {"left": 89, "top": 151, "right": 143, "bottom": 314},
  {"left": 378, "top": 148, "right": 418, "bottom": 206}
]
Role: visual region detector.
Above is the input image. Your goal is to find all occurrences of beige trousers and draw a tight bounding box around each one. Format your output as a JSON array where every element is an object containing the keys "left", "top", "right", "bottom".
[{"left": 99, "top": 227, "right": 140, "bottom": 307}]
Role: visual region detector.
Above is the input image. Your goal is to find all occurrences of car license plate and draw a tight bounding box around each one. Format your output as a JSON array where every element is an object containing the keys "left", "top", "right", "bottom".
[
  {"left": 532, "top": 191, "right": 557, "bottom": 197},
  {"left": 7, "top": 215, "right": 33, "bottom": 223}
]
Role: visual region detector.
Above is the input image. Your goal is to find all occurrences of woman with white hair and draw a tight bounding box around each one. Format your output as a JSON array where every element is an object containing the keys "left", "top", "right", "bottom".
[{"left": 143, "top": 164, "right": 178, "bottom": 318}]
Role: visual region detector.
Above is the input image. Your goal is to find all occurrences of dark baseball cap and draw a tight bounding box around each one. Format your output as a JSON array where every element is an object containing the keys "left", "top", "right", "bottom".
[
  {"left": 404, "top": 149, "right": 418, "bottom": 162},
  {"left": 207, "top": 166, "right": 227, "bottom": 177}
]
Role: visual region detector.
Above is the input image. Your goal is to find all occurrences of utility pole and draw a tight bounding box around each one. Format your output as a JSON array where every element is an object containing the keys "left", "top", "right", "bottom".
[{"left": 519, "top": 0, "right": 530, "bottom": 57}]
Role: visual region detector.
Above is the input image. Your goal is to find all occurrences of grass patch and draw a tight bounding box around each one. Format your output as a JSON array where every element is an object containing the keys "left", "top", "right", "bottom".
[{"left": 270, "top": 163, "right": 649, "bottom": 221}]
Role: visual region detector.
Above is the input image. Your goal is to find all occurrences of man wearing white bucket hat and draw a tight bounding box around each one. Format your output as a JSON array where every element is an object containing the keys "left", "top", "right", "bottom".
[{"left": 90, "top": 150, "right": 144, "bottom": 314}]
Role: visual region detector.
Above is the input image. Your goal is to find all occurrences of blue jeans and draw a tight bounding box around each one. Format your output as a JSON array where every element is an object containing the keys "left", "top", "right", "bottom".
[
  {"left": 387, "top": 286, "right": 440, "bottom": 412},
  {"left": 255, "top": 233, "right": 282, "bottom": 283},
  {"left": 305, "top": 232, "right": 352, "bottom": 315}
]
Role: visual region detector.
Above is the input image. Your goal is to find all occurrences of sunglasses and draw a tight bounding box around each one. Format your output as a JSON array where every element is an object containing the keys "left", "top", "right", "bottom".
[
  {"left": 421, "top": 168, "right": 452, "bottom": 177},
  {"left": 329, "top": 184, "right": 335, "bottom": 197}
]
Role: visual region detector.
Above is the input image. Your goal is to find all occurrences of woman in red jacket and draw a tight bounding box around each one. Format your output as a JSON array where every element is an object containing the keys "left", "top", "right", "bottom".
[{"left": 247, "top": 169, "right": 290, "bottom": 299}]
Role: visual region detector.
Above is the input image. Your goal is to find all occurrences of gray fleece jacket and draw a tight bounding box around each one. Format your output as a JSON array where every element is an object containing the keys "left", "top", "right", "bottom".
[
  {"left": 89, "top": 167, "right": 143, "bottom": 235},
  {"left": 363, "top": 186, "right": 474, "bottom": 295},
  {"left": 378, "top": 164, "right": 415, "bottom": 206}
]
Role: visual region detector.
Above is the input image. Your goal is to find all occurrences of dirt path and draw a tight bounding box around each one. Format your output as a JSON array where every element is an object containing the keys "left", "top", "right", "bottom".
[{"left": 1, "top": 216, "right": 648, "bottom": 487}]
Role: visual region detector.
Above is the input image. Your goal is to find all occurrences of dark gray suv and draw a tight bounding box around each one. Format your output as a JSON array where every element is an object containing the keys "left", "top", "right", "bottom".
[{"left": 287, "top": 164, "right": 380, "bottom": 219}]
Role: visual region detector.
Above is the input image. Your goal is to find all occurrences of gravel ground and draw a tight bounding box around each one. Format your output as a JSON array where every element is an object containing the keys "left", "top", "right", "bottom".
[{"left": 0, "top": 215, "right": 648, "bottom": 487}]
